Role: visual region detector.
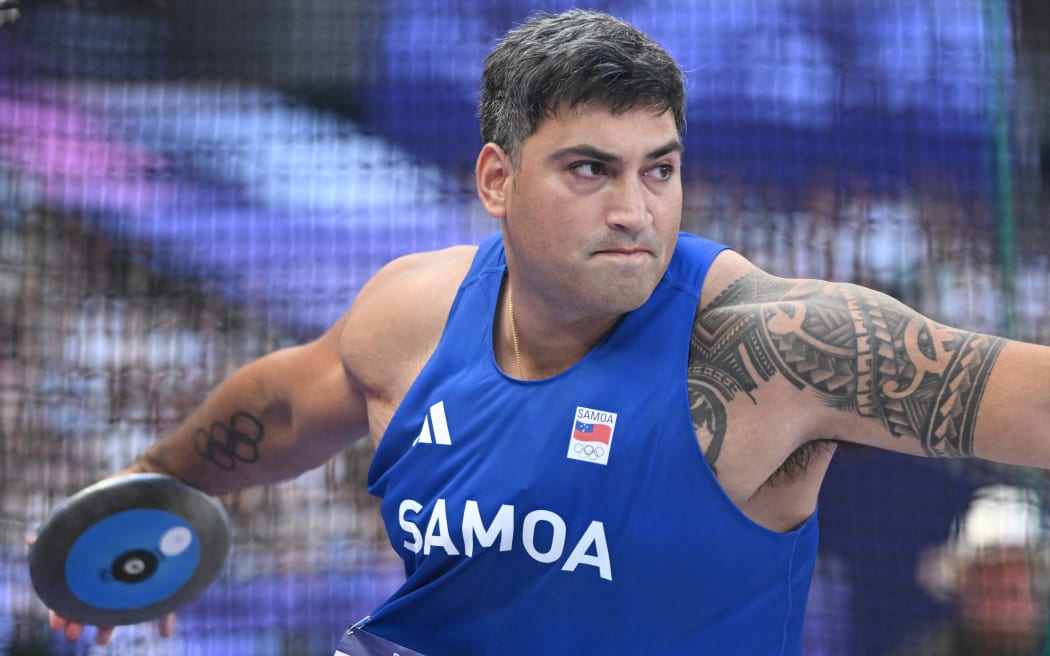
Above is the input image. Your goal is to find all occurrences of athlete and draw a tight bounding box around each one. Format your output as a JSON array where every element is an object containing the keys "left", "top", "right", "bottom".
[{"left": 43, "top": 9, "right": 1050, "bottom": 655}]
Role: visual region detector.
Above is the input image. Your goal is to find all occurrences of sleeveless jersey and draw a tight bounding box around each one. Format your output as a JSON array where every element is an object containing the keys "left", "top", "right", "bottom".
[{"left": 365, "top": 232, "right": 819, "bottom": 655}]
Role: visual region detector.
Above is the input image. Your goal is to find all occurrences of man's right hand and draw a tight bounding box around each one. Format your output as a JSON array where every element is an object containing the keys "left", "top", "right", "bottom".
[
  {"left": 29, "top": 530, "right": 176, "bottom": 646},
  {"left": 48, "top": 609, "right": 175, "bottom": 645}
]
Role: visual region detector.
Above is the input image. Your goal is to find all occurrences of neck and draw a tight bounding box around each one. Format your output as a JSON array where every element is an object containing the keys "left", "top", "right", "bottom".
[
  {"left": 502, "top": 280, "right": 624, "bottom": 380},
  {"left": 508, "top": 289, "right": 525, "bottom": 379}
]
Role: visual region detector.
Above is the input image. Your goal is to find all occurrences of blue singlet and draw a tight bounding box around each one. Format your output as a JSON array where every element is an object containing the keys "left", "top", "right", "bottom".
[{"left": 364, "top": 232, "right": 818, "bottom": 655}]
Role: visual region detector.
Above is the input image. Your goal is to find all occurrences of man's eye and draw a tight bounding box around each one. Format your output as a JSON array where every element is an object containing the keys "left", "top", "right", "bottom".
[
  {"left": 648, "top": 164, "right": 675, "bottom": 180},
  {"left": 571, "top": 162, "right": 607, "bottom": 178}
]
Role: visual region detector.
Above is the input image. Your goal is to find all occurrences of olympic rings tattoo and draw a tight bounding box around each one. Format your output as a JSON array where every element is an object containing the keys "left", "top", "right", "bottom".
[{"left": 193, "top": 411, "right": 265, "bottom": 471}]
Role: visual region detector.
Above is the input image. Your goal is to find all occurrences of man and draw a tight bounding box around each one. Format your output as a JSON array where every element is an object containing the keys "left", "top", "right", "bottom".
[
  {"left": 892, "top": 485, "right": 1049, "bottom": 655},
  {"left": 44, "top": 9, "right": 1050, "bottom": 655}
]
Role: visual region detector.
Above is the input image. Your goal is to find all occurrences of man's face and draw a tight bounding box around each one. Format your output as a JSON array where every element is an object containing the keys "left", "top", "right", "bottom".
[
  {"left": 499, "top": 104, "right": 683, "bottom": 321},
  {"left": 959, "top": 550, "right": 1044, "bottom": 649}
]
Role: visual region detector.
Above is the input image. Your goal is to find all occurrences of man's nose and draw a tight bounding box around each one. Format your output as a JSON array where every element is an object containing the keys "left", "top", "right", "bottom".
[{"left": 606, "top": 178, "right": 651, "bottom": 233}]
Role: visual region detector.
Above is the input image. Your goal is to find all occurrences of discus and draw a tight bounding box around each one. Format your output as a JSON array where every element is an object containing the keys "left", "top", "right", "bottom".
[{"left": 29, "top": 473, "right": 231, "bottom": 626}]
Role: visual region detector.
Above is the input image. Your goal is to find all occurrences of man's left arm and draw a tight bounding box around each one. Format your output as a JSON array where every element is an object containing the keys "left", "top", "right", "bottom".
[
  {"left": 697, "top": 255, "right": 1050, "bottom": 465},
  {"left": 777, "top": 278, "right": 1050, "bottom": 464},
  {"left": 968, "top": 338, "right": 1050, "bottom": 467}
]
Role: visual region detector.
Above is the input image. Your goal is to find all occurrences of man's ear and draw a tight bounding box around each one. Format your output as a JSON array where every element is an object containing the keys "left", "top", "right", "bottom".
[{"left": 476, "top": 143, "right": 512, "bottom": 219}]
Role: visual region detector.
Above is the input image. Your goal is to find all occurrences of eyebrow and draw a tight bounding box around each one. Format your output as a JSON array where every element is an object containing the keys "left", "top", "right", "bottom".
[{"left": 549, "top": 139, "right": 684, "bottom": 164}]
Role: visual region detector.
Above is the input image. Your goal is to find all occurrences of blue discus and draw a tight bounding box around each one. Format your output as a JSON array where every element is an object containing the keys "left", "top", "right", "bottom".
[{"left": 29, "top": 474, "right": 231, "bottom": 626}]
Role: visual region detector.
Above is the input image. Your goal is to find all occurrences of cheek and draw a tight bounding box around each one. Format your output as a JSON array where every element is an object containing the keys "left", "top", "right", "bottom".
[
  {"left": 513, "top": 176, "right": 577, "bottom": 224},
  {"left": 657, "top": 199, "right": 683, "bottom": 246},
  {"left": 659, "top": 191, "right": 683, "bottom": 224}
]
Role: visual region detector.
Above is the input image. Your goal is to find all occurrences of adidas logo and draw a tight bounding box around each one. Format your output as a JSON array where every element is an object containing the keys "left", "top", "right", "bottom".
[{"left": 413, "top": 400, "right": 452, "bottom": 446}]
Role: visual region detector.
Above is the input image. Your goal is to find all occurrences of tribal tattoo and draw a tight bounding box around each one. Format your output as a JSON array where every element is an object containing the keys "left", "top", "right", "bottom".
[
  {"left": 193, "top": 410, "right": 265, "bottom": 471},
  {"left": 688, "top": 271, "right": 1006, "bottom": 469}
]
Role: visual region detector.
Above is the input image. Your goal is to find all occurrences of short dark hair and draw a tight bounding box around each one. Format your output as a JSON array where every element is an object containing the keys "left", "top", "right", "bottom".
[{"left": 479, "top": 10, "right": 686, "bottom": 164}]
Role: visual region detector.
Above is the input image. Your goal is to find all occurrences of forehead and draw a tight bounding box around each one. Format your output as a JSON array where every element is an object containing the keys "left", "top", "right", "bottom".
[{"left": 523, "top": 104, "right": 680, "bottom": 157}]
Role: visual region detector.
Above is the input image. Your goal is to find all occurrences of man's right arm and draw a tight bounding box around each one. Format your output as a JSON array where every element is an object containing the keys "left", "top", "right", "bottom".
[
  {"left": 127, "top": 312, "right": 370, "bottom": 495},
  {"left": 44, "top": 314, "right": 369, "bottom": 644},
  {"left": 45, "top": 245, "right": 476, "bottom": 643},
  {"left": 123, "top": 243, "right": 480, "bottom": 493}
]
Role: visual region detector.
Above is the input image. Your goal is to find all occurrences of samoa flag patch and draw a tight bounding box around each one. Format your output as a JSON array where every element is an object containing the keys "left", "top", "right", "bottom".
[{"left": 567, "top": 406, "right": 616, "bottom": 465}]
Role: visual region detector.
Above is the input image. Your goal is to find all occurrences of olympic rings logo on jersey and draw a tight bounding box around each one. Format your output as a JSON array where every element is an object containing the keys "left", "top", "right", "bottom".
[
  {"left": 573, "top": 443, "right": 606, "bottom": 460},
  {"left": 567, "top": 406, "right": 617, "bottom": 466}
]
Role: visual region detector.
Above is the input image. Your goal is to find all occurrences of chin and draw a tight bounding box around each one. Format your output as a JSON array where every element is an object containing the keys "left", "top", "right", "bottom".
[{"left": 599, "top": 283, "right": 658, "bottom": 315}]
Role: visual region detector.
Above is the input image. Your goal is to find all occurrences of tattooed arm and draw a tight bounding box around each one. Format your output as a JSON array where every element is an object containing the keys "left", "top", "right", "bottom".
[
  {"left": 125, "top": 247, "right": 473, "bottom": 495},
  {"left": 690, "top": 252, "right": 1050, "bottom": 473},
  {"left": 47, "top": 248, "right": 472, "bottom": 645},
  {"left": 127, "top": 314, "right": 370, "bottom": 495},
  {"left": 51, "top": 315, "right": 370, "bottom": 642}
]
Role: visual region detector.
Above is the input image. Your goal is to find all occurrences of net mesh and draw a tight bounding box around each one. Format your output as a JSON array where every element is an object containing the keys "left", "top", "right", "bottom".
[{"left": 1, "top": 1, "right": 1048, "bottom": 654}]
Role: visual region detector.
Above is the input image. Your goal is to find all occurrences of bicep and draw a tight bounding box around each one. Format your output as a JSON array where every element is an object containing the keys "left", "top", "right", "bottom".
[
  {"left": 694, "top": 268, "right": 1012, "bottom": 458},
  {"left": 264, "top": 325, "right": 370, "bottom": 470},
  {"left": 778, "top": 281, "right": 1008, "bottom": 458}
]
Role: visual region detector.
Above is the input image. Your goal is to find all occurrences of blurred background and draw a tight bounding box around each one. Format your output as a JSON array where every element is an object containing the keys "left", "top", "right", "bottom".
[{"left": 1, "top": 0, "right": 1048, "bottom": 653}]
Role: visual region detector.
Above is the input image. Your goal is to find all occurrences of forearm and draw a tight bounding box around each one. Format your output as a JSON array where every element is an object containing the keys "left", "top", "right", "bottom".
[
  {"left": 970, "top": 340, "right": 1050, "bottom": 468},
  {"left": 123, "top": 359, "right": 289, "bottom": 493},
  {"left": 126, "top": 345, "right": 365, "bottom": 494}
]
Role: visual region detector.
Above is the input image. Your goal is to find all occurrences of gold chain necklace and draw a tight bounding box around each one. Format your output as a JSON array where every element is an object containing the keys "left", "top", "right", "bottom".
[{"left": 508, "top": 291, "right": 524, "bottom": 379}]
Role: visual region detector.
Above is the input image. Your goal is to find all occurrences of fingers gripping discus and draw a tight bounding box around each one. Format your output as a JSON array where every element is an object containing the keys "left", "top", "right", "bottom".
[{"left": 29, "top": 474, "right": 231, "bottom": 626}]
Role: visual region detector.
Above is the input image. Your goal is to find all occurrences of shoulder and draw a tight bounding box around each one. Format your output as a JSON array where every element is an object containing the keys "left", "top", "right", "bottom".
[
  {"left": 352, "top": 245, "right": 478, "bottom": 321},
  {"left": 367, "top": 244, "right": 479, "bottom": 290},
  {"left": 339, "top": 245, "right": 478, "bottom": 397},
  {"left": 698, "top": 249, "right": 899, "bottom": 318},
  {"left": 697, "top": 249, "right": 768, "bottom": 310}
]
